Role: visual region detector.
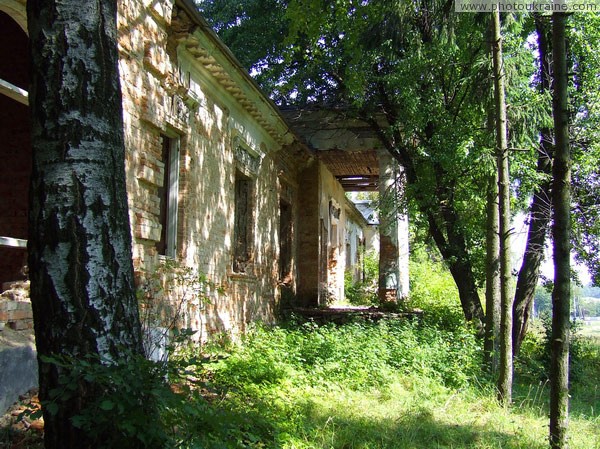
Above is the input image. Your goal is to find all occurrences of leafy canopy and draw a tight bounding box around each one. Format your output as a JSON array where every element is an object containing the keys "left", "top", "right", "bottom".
[{"left": 197, "top": 2, "right": 600, "bottom": 289}]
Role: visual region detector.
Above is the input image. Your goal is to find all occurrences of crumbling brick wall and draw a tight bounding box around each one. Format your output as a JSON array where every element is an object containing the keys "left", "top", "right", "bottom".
[
  {"left": 0, "top": 0, "right": 312, "bottom": 344},
  {"left": 118, "top": 1, "right": 304, "bottom": 341}
]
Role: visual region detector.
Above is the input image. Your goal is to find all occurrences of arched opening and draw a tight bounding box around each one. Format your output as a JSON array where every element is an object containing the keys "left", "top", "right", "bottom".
[{"left": 0, "top": 10, "right": 31, "bottom": 289}]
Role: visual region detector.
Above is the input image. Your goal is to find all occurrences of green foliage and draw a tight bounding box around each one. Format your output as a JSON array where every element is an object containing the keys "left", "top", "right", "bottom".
[
  {"left": 38, "top": 351, "right": 278, "bottom": 449},
  {"left": 34, "top": 316, "right": 600, "bottom": 449},
  {"left": 515, "top": 319, "right": 600, "bottom": 422},
  {"left": 36, "top": 318, "right": 481, "bottom": 447},
  {"left": 196, "top": 0, "right": 293, "bottom": 100},
  {"left": 206, "top": 319, "right": 598, "bottom": 448},
  {"left": 407, "top": 247, "right": 466, "bottom": 330},
  {"left": 515, "top": 315, "right": 594, "bottom": 386},
  {"left": 213, "top": 319, "right": 481, "bottom": 392},
  {"left": 343, "top": 249, "right": 378, "bottom": 306},
  {"left": 39, "top": 353, "right": 176, "bottom": 448},
  {"left": 567, "top": 14, "right": 600, "bottom": 286}
]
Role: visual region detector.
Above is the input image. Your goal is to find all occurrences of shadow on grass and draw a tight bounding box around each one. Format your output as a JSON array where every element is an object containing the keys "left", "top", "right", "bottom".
[{"left": 513, "top": 377, "right": 600, "bottom": 421}]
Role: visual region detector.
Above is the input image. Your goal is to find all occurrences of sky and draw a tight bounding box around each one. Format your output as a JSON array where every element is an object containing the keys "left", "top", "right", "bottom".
[{"left": 512, "top": 212, "right": 592, "bottom": 286}]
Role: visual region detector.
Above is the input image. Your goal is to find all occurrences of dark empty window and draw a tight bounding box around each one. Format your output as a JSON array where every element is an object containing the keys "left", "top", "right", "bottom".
[
  {"left": 279, "top": 200, "right": 293, "bottom": 282},
  {"left": 233, "top": 171, "right": 253, "bottom": 273}
]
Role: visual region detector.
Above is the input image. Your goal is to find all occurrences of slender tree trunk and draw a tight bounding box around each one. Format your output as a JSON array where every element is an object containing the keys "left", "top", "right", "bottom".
[
  {"left": 485, "top": 171, "right": 500, "bottom": 372},
  {"left": 27, "top": 1, "right": 143, "bottom": 447},
  {"left": 549, "top": 12, "right": 571, "bottom": 449},
  {"left": 484, "top": 19, "right": 501, "bottom": 372},
  {"left": 491, "top": 9, "right": 513, "bottom": 405},
  {"left": 512, "top": 14, "right": 554, "bottom": 357}
]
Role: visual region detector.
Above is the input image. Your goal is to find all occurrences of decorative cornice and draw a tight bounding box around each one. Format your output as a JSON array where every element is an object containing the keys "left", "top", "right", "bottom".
[{"left": 173, "top": 1, "right": 296, "bottom": 148}]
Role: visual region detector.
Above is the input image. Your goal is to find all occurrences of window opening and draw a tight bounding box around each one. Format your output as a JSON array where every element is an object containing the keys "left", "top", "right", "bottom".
[
  {"left": 279, "top": 200, "right": 293, "bottom": 282},
  {"left": 156, "top": 134, "right": 180, "bottom": 257},
  {"left": 233, "top": 171, "right": 253, "bottom": 273}
]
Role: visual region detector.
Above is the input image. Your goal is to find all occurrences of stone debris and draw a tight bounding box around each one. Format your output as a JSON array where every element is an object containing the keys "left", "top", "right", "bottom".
[{"left": 0, "top": 282, "right": 32, "bottom": 332}]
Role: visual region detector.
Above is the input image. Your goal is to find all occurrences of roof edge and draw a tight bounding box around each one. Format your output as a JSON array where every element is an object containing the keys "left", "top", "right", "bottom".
[{"left": 176, "top": 0, "right": 304, "bottom": 149}]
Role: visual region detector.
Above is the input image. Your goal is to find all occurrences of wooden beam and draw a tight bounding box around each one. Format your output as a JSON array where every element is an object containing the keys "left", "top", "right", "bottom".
[{"left": 0, "top": 78, "right": 28, "bottom": 106}]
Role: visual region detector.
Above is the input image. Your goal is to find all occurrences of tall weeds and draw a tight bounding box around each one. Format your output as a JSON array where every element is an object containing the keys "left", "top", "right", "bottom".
[{"left": 193, "top": 318, "right": 598, "bottom": 449}]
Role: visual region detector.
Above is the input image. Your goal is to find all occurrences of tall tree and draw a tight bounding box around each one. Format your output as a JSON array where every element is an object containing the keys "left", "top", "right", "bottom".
[
  {"left": 484, "top": 169, "right": 500, "bottom": 372},
  {"left": 27, "top": 1, "right": 144, "bottom": 447},
  {"left": 354, "top": 2, "right": 490, "bottom": 330},
  {"left": 199, "top": 1, "right": 561, "bottom": 335},
  {"left": 549, "top": 11, "right": 571, "bottom": 449},
  {"left": 512, "top": 14, "right": 554, "bottom": 357},
  {"left": 491, "top": 9, "right": 512, "bottom": 405},
  {"left": 568, "top": 14, "right": 600, "bottom": 288}
]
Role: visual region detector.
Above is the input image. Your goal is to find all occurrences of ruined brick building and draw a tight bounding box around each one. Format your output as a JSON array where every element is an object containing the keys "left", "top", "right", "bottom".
[{"left": 0, "top": 0, "right": 408, "bottom": 340}]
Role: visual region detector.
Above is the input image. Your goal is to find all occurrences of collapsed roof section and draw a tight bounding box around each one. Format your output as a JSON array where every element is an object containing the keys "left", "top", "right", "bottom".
[{"left": 280, "top": 106, "right": 387, "bottom": 191}]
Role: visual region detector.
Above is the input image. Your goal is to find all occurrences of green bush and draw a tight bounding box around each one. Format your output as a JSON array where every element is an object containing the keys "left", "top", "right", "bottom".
[
  {"left": 516, "top": 314, "right": 598, "bottom": 385},
  {"left": 408, "top": 249, "right": 465, "bottom": 330},
  {"left": 39, "top": 350, "right": 279, "bottom": 449},
  {"left": 39, "top": 353, "right": 178, "bottom": 448},
  {"left": 211, "top": 319, "right": 481, "bottom": 392}
]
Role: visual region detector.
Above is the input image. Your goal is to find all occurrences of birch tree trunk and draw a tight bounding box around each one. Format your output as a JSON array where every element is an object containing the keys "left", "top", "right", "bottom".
[
  {"left": 491, "top": 9, "right": 513, "bottom": 405},
  {"left": 26, "top": 0, "right": 143, "bottom": 447},
  {"left": 549, "top": 11, "right": 571, "bottom": 449}
]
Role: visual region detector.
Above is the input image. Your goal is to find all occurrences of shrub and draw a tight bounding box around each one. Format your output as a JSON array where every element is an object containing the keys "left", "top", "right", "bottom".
[
  {"left": 516, "top": 313, "right": 598, "bottom": 385},
  {"left": 407, "top": 248, "right": 465, "bottom": 330},
  {"left": 39, "top": 349, "right": 278, "bottom": 449},
  {"left": 210, "top": 319, "right": 481, "bottom": 393},
  {"left": 39, "top": 353, "right": 178, "bottom": 448}
]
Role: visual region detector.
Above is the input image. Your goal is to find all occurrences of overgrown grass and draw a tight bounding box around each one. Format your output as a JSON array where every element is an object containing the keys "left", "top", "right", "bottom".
[
  {"left": 211, "top": 319, "right": 481, "bottom": 391},
  {"left": 166, "top": 249, "right": 599, "bottom": 448},
  {"left": 15, "top": 251, "right": 598, "bottom": 448},
  {"left": 182, "top": 319, "right": 598, "bottom": 449},
  {"left": 406, "top": 248, "right": 467, "bottom": 330},
  {"left": 8, "top": 317, "right": 599, "bottom": 449},
  {"left": 162, "top": 249, "right": 600, "bottom": 448}
]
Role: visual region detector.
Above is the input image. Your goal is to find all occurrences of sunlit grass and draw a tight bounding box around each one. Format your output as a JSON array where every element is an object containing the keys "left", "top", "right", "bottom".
[
  {"left": 270, "top": 378, "right": 597, "bottom": 449},
  {"left": 579, "top": 320, "right": 600, "bottom": 338},
  {"left": 186, "top": 319, "right": 600, "bottom": 449},
  {"left": 169, "top": 255, "right": 599, "bottom": 448}
]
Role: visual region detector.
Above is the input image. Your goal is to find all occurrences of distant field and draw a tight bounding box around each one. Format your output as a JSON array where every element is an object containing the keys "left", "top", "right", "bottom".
[{"left": 579, "top": 319, "right": 600, "bottom": 339}]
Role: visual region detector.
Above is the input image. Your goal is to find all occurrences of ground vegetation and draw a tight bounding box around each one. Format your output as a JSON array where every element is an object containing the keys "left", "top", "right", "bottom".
[{"left": 3, "top": 256, "right": 598, "bottom": 449}]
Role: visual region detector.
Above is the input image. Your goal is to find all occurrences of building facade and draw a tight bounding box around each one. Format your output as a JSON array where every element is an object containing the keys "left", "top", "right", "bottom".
[{"left": 0, "top": 0, "right": 383, "bottom": 340}]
